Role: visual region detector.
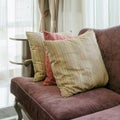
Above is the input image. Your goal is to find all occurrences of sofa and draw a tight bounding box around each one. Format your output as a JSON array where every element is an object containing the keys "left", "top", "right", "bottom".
[{"left": 11, "top": 25, "right": 120, "bottom": 120}]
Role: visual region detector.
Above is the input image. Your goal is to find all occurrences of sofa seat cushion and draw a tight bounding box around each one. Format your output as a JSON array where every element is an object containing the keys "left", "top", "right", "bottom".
[
  {"left": 73, "top": 105, "right": 120, "bottom": 120},
  {"left": 11, "top": 77, "right": 120, "bottom": 120}
]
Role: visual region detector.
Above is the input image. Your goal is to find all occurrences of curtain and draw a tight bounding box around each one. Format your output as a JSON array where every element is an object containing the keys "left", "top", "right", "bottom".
[
  {"left": 0, "top": 0, "right": 39, "bottom": 84},
  {"left": 0, "top": 0, "right": 8, "bottom": 82},
  {"left": 38, "top": 0, "right": 59, "bottom": 32},
  {"left": 58, "top": 0, "right": 84, "bottom": 35},
  {"left": 82, "top": 0, "right": 120, "bottom": 29},
  {"left": 38, "top": 0, "right": 50, "bottom": 32},
  {"left": 58, "top": 0, "right": 120, "bottom": 34},
  {"left": 49, "top": 0, "right": 59, "bottom": 32}
]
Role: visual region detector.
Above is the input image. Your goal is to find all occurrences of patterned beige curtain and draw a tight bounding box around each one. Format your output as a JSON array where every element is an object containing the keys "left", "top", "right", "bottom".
[
  {"left": 38, "top": 0, "right": 59, "bottom": 32},
  {"left": 38, "top": 0, "right": 50, "bottom": 32},
  {"left": 49, "top": 0, "right": 59, "bottom": 32}
]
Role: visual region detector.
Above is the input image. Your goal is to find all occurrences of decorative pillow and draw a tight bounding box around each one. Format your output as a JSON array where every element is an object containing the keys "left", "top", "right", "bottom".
[
  {"left": 43, "top": 31, "right": 72, "bottom": 86},
  {"left": 44, "top": 30, "right": 109, "bottom": 97},
  {"left": 26, "top": 32, "right": 45, "bottom": 81}
]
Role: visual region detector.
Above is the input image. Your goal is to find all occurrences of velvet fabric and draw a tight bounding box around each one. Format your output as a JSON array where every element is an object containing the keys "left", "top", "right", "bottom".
[
  {"left": 11, "top": 77, "right": 120, "bottom": 120},
  {"left": 73, "top": 105, "right": 120, "bottom": 120},
  {"left": 11, "top": 25, "right": 120, "bottom": 120},
  {"left": 79, "top": 26, "right": 120, "bottom": 94}
]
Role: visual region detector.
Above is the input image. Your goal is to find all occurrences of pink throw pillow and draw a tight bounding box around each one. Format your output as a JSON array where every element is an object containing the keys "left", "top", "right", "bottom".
[{"left": 43, "top": 31, "right": 72, "bottom": 85}]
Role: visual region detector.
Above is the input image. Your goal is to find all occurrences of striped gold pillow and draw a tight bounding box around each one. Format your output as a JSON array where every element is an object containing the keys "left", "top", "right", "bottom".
[
  {"left": 26, "top": 32, "right": 46, "bottom": 81},
  {"left": 44, "top": 30, "right": 109, "bottom": 97}
]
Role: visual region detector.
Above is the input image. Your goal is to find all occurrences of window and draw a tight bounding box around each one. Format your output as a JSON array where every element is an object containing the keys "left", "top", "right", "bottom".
[{"left": 0, "top": 0, "right": 39, "bottom": 82}]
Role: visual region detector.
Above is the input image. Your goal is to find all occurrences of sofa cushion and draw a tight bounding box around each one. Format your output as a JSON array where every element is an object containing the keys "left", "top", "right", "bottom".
[
  {"left": 26, "top": 31, "right": 72, "bottom": 84},
  {"left": 72, "top": 105, "right": 120, "bottom": 120},
  {"left": 11, "top": 77, "right": 120, "bottom": 120},
  {"left": 26, "top": 32, "right": 46, "bottom": 81},
  {"left": 44, "top": 30, "right": 108, "bottom": 97},
  {"left": 79, "top": 26, "right": 120, "bottom": 94},
  {"left": 43, "top": 31, "right": 72, "bottom": 86}
]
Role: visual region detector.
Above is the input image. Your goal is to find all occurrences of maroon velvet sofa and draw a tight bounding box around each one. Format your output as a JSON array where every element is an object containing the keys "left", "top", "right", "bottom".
[{"left": 11, "top": 26, "right": 120, "bottom": 120}]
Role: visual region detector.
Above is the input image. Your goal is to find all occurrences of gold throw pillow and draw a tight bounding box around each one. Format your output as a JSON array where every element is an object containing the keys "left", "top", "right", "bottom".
[
  {"left": 44, "top": 30, "right": 109, "bottom": 97},
  {"left": 26, "top": 32, "right": 46, "bottom": 81}
]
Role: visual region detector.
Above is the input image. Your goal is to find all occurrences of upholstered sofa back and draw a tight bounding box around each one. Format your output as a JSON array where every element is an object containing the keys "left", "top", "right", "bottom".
[{"left": 79, "top": 26, "right": 120, "bottom": 94}]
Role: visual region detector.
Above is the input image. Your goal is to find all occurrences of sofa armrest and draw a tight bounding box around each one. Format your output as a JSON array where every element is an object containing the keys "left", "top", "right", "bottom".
[{"left": 22, "top": 59, "right": 34, "bottom": 77}]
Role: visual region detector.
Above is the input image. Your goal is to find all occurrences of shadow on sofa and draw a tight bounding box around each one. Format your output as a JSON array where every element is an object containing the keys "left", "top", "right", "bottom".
[{"left": 11, "top": 25, "right": 120, "bottom": 120}]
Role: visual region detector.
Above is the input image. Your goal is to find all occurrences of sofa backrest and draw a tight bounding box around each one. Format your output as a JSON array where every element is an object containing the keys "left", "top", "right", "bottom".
[{"left": 79, "top": 26, "right": 120, "bottom": 94}]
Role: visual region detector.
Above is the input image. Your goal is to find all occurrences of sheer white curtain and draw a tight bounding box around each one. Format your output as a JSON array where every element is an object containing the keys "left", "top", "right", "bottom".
[
  {"left": 58, "top": 0, "right": 120, "bottom": 35},
  {"left": 0, "top": 0, "right": 39, "bottom": 83},
  {"left": 82, "top": 0, "right": 120, "bottom": 29},
  {"left": 58, "top": 0, "right": 84, "bottom": 35},
  {"left": 0, "top": 0, "right": 8, "bottom": 82}
]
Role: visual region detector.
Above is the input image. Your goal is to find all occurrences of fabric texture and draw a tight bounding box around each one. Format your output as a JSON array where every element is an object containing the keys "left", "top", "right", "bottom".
[
  {"left": 11, "top": 77, "right": 120, "bottom": 120},
  {"left": 48, "top": 0, "right": 59, "bottom": 32},
  {"left": 43, "top": 31, "right": 72, "bottom": 86},
  {"left": 38, "top": 0, "right": 50, "bottom": 32},
  {"left": 44, "top": 30, "right": 108, "bottom": 97},
  {"left": 73, "top": 105, "right": 120, "bottom": 120},
  {"left": 79, "top": 26, "right": 120, "bottom": 94},
  {"left": 26, "top": 32, "right": 45, "bottom": 81},
  {"left": 38, "top": 0, "right": 59, "bottom": 32}
]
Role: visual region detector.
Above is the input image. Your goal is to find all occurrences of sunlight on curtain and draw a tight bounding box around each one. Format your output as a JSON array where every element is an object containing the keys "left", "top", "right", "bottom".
[
  {"left": 58, "top": 0, "right": 120, "bottom": 34},
  {"left": 82, "top": 0, "right": 120, "bottom": 28},
  {"left": 0, "top": 0, "right": 39, "bottom": 83},
  {"left": 58, "top": 0, "right": 84, "bottom": 35},
  {"left": 0, "top": 0, "right": 8, "bottom": 82}
]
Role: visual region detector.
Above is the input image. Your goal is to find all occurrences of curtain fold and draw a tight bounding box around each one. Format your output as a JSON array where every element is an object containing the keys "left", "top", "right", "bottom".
[
  {"left": 82, "top": 0, "right": 120, "bottom": 29},
  {"left": 38, "top": 0, "right": 46, "bottom": 31},
  {"left": 38, "top": 0, "right": 50, "bottom": 32},
  {"left": 0, "top": 0, "right": 8, "bottom": 81},
  {"left": 49, "top": 0, "right": 59, "bottom": 32},
  {"left": 58, "top": 0, "right": 120, "bottom": 34},
  {"left": 0, "top": 0, "right": 39, "bottom": 83},
  {"left": 58, "top": 0, "right": 83, "bottom": 35},
  {"left": 38, "top": 0, "right": 59, "bottom": 32}
]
